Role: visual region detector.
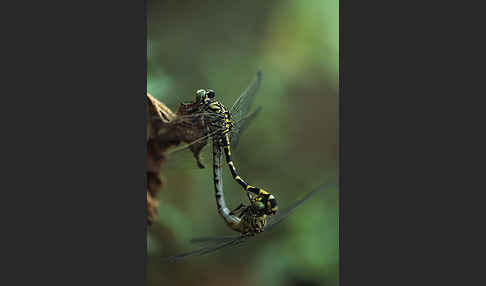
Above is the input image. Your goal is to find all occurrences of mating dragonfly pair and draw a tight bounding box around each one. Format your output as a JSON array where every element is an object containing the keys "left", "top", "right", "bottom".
[{"left": 160, "top": 71, "right": 332, "bottom": 261}]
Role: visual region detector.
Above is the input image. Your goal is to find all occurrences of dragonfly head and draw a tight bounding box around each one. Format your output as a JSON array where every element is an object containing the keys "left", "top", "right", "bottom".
[
  {"left": 253, "top": 192, "right": 278, "bottom": 216},
  {"left": 195, "top": 89, "right": 216, "bottom": 105},
  {"left": 267, "top": 194, "right": 278, "bottom": 215},
  {"left": 243, "top": 211, "right": 267, "bottom": 233}
]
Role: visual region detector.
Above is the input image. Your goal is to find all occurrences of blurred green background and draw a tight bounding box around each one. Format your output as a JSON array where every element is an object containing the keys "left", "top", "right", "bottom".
[{"left": 148, "top": 1, "right": 339, "bottom": 285}]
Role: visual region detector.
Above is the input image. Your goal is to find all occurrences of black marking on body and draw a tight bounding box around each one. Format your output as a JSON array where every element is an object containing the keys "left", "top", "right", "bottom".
[
  {"left": 223, "top": 146, "right": 231, "bottom": 158},
  {"left": 222, "top": 137, "right": 231, "bottom": 148},
  {"left": 229, "top": 164, "right": 238, "bottom": 177},
  {"left": 247, "top": 186, "right": 261, "bottom": 195},
  {"left": 236, "top": 178, "right": 248, "bottom": 189}
]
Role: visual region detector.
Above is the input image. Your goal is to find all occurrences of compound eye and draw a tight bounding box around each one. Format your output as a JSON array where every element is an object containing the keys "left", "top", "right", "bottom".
[
  {"left": 195, "top": 89, "right": 206, "bottom": 100},
  {"left": 254, "top": 201, "right": 265, "bottom": 210},
  {"left": 207, "top": 89, "right": 215, "bottom": 98}
]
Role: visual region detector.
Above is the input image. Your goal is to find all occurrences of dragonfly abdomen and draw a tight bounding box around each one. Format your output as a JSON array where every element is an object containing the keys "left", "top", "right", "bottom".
[
  {"left": 212, "top": 141, "right": 241, "bottom": 228},
  {"left": 220, "top": 133, "right": 279, "bottom": 216}
]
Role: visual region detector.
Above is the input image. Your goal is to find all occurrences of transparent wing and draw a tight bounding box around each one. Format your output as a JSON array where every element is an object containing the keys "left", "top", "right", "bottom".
[
  {"left": 162, "top": 236, "right": 247, "bottom": 262},
  {"left": 265, "top": 182, "right": 336, "bottom": 231},
  {"left": 165, "top": 112, "right": 224, "bottom": 125},
  {"left": 190, "top": 235, "right": 242, "bottom": 245},
  {"left": 167, "top": 106, "right": 262, "bottom": 154},
  {"left": 167, "top": 182, "right": 335, "bottom": 261},
  {"left": 164, "top": 125, "right": 226, "bottom": 156},
  {"left": 230, "top": 70, "right": 262, "bottom": 124},
  {"left": 163, "top": 106, "right": 261, "bottom": 156},
  {"left": 161, "top": 144, "right": 213, "bottom": 171},
  {"left": 230, "top": 106, "right": 262, "bottom": 149},
  {"left": 158, "top": 70, "right": 262, "bottom": 156}
]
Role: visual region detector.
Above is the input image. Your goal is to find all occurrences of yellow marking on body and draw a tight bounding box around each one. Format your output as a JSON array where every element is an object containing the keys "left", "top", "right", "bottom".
[{"left": 259, "top": 190, "right": 269, "bottom": 195}]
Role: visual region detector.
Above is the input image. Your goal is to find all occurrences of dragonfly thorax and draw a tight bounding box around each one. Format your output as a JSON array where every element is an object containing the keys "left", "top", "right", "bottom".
[
  {"left": 240, "top": 206, "right": 267, "bottom": 233},
  {"left": 193, "top": 89, "right": 234, "bottom": 137}
]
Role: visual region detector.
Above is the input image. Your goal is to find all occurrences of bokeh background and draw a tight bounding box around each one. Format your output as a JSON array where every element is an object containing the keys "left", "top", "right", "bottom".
[{"left": 148, "top": 1, "right": 339, "bottom": 285}]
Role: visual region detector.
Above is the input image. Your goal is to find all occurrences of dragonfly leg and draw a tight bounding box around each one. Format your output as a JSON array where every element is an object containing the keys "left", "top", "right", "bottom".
[
  {"left": 229, "top": 203, "right": 247, "bottom": 217},
  {"left": 246, "top": 191, "right": 253, "bottom": 203}
]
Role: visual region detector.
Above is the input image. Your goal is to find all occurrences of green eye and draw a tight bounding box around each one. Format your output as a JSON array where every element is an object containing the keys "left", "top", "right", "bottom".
[
  {"left": 207, "top": 89, "right": 215, "bottom": 98},
  {"left": 195, "top": 89, "right": 206, "bottom": 100},
  {"left": 255, "top": 202, "right": 265, "bottom": 209}
]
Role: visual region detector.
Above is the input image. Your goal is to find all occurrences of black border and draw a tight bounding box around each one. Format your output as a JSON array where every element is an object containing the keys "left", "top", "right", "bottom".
[
  {"left": 340, "top": 0, "right": 460, "bottom": 284},
  {"left": 3, "top": 1, "right": 147, "bottom": 285}
]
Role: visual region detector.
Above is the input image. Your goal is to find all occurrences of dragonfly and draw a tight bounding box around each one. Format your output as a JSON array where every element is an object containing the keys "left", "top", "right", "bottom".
[
  {"left": 160, "top": 70, "right": 278, "bottom": 218},
  {"left": 210, "top": 140, "right": 270, "bottom": 233},
  {"left": 162, "top": 181, "right": 334, "bottom": 262}
]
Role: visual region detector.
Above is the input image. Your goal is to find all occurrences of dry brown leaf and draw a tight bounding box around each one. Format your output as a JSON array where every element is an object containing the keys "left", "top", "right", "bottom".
[{"left": 146, "top": 93, "right": 210, "bottom": 224}]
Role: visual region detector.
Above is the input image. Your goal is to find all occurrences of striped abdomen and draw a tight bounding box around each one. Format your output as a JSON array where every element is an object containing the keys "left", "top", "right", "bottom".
[
  {"left": 212, "top": 140, "right": 255, "bottom": 233},
  {"left": 221, "top": 133, "right": 278, "bottom": 216}
]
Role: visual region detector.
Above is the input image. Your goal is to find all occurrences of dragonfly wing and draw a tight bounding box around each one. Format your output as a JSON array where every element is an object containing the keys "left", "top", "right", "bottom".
[
  {"left": 165, "top": 112, "right": 224, "bottom": 125},
  {"left": 163, "top": 236, "right": 246, "bottom": 262},
  {"left": 190, "top": 235, "right": 242, "bottom": 245},
  {"left": 161, "top": 144, "right": 213, "bottom": 171},
  {"left": 230, "top": 70, "right": 262, "bottom": 124},
  {"left": 265, "top": 182, "right": 336, "bottom": 231},
  {"left": 164, "top": 180, "right": 336, "bottom": 262},
  {"left": 164, "top": 125, "right": 224, "bottom": 155},
  {"left": 230, "top": 106, "right": 262, "bottom": 149},
  {"left": 162, "top": 122, "right": 227, "bottom": 169}
]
